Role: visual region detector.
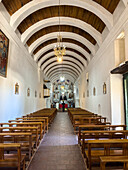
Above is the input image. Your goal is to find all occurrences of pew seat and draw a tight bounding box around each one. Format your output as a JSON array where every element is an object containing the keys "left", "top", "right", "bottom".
[
  {"left": 0, "top": 143, "right": 26, "bottom": 170},
  {"left": 85, "top": 139, "right": 128, "bottom": 170},
  {"left": 100, "top": 156, "right": 128, "bottom": 170}
]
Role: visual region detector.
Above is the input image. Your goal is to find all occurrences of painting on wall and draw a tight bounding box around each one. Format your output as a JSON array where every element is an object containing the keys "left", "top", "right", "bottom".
[
  {"left": 35, "top": 90, "right": 37, "bottom": 97},
  {"left": 103, "top": 82, "right": 107, "bottom": 94},
  {"left": 87, "top": 90, "right": 89, "bottom": 97},
  {"left": 15, "top": 83, "right": 19, "bottom": 95},
  {"left": 83, "top": 92, "right": 85, "bottom": 98},
  {"left": 93, "top": 87, "right": 96, "bottom": 96},
  {"left": 27, "top": 88, "right": 30, "bottom": 97},
  {"left": 0, "top": 30, "right": 9, "bottom": 77}
]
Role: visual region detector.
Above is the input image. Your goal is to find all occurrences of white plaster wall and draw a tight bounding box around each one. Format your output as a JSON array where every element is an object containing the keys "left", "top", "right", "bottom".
[
  {"left": 78, "top": 42, "right": 115, "bottom": 121},
  {"left": 0, "top": 11, "right": 45, "bottom": 123},
  {"left": 76, "top": 3, "right": 128, "bottom": 124}
]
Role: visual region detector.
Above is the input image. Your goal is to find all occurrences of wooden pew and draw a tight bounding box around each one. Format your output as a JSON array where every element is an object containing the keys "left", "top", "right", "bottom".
[
  {"left": 78, "top": 124, "right": 126, "bottom": 144},
  {"left": 85, "top": 139, "right": 128, "bottom": 170},
  {"left": 8, "top": 119, "right": 46, "bottom": 134},
  {"left": 17, "top": 116, "right": 49, "bottom": 132},
  {"left": 68, "top": 111, "right": 95, "bottom": 123},
  {"left": 0, "top": 143, "right": 26, "bottom": 170},
  {"left": 73, "top": 117, "right": 108, "bottom": 132},
  {"left": 0, "top": 133, "right": 32, "bottom": 160},
  {"left": 0, "top": 122, "right": 43, "bottom": 140},
  {"left": 81, "top": 130, "right": 128, "bottom": 156},
  {"left": 100, "top": 156, "right": 128, "bottom": 170},
  {"left": 0, "top": 126, "right": 39, "bottom": 148}
]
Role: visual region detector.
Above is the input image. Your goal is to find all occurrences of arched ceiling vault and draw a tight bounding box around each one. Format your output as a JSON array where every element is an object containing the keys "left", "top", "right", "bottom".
[
  {"left": 47, "top": 67, "right": 79, "bottom": 78},
  {"left": 41, "top": 58, "right": 84, "bottom": 73},
  {"left": 50, "top": 72, "right": 77, "bottom": 81},
  {"left": 43, "top": 62, "right": 82, "bottom": 75},
  {"left": 51, "top": 74, "right": 75, "bottom": 83},
  {"left": 45, "top": 65, "right": 80, "bottom": 77},
  {"left": 48, "top": 69, "right": 78, "bottom": 79},
  {"left": 38, "top": 52, "right": 86, "bottom": 68},
  {"left": 1, "top": 0, "right": 122, "bottom": 83}
]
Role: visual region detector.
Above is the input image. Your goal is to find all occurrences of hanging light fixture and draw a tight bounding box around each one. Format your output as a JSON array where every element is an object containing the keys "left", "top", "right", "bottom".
[{"left": 54, "top": 0, "right": 66, "bottom": 62}]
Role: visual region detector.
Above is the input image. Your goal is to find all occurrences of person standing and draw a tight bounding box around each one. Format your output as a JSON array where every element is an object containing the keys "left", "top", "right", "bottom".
[{"left": 62, "top": 101, "right": 65, "bottom": 112}]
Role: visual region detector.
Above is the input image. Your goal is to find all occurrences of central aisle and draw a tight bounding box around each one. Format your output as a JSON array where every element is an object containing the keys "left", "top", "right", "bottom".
[{"left": 28, "top": 112, "right": 86, "bottom": 170}]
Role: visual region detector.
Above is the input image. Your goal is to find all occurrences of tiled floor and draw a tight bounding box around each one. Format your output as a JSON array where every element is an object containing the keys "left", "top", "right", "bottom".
[{"left": 28, "top": 112, "right": 86, "bottom": 170}]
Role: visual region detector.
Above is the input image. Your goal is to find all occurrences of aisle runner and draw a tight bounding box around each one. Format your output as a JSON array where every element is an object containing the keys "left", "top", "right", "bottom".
[{"left": 28, "top": 112, "right": 86, "bottom": 170}]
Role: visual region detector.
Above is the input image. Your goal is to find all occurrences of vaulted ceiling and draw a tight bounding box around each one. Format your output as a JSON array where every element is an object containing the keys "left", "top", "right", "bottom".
[{"left": 1, "top": 0, "right": 123, "bottom": 83}]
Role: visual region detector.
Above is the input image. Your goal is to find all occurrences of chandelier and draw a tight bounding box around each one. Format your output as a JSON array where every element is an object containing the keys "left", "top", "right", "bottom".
[{"left": 54, "top": 0, "right": 66, "bottom": 62}]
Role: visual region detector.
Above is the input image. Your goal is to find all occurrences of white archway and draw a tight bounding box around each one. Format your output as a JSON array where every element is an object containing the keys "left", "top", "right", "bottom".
[
  {"left": 10, "top": 0, "right": 113, "bottom": 31},
  {"left": 51, "top": 74, "right": 75, "bottom": 83},
  {"left": 40, "top": 56, "right": 84, "bottom": 72},
  {"left": 48, "top": 69, "right": 78, "bottom": 79},
  {"left": 122, "top": 0, "right": 128, "bottom": 6},
  {"left": 49, "top": 71, "right": 77, "bottom": 80},
  {"left": 45, "top": 65, "right": 80, "bottom": 77},
  {"left": 21, "top": 17, "right": 102, "bottom": 46},
  {"left": 42, "top": 61, "right": 82, "bottom": 74},
  {"left": 34, "top": 42, "right": 91, "bottom": 62},
  {"left": 29, "top": 32, "right": 96, "bottom": 56},
  {"left": 38, "top": 50, "right": 87, "bottom": 68}
]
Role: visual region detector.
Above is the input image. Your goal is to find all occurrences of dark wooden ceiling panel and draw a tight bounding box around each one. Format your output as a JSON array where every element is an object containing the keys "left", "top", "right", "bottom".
[
  {"left": 37, "top": 47, "right": 87, "bottom": 62},
  {"left": 27, "top": 25, "right": 96, "bottom": 46},
  {"left": 2, "top": 0, "right": 32, "bottom": 15},
  {"left": 93, "top": 0, "right": 120, "bottom": 14},
  {"left": 18, "top": 6, "right": 105, "bottom": 34},
  {"left": 2, "top": 0, "right": 120, "bottom": 16},
  {"left": 33, "top": 38, "right": 91, "bottom": 55}
]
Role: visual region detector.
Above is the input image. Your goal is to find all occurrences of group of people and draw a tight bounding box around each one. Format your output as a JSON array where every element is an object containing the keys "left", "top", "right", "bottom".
[{"left": 51, "top": 101, "right": 75, "bottom": 112}]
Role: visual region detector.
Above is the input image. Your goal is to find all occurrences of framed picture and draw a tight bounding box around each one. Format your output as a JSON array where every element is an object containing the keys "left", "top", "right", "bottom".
[
  {"left": 15, "top": 83, "right": 19, "bottom": 94},
  {"left": 87, "top": 90, "right": 89, "bottom": 97},
  {"left": 0, "top": 30, "right": 9, "bottom": 77},
  {"left": 35, "top": 90, "right": 37, "bottom": 97},
  {"left": 27, "top": 88, "right": 30, "bottom": 97},
  {"left": 103, "top": 82, "right": 107, "bottom": 94},
  {"left": 93, "top": 87, "right": 96, "bottom": 96},
  {"left": 83, "top": 92, "right": 85, "bottom": 98}
]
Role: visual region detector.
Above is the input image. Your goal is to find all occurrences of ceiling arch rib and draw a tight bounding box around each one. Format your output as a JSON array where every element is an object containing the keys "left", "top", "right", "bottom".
[
  {"left": 10, "top": 0, "right": 113, "bottom": 31},
  {"left": 51, "top": 75, "right": 75, "bottom": 83},
  {"left": 50, "top": 72, "right": 76, "bottom": 82},
  {"left": 45, "top": 65, "right": 80, "bottom": 77},
  {"left": 38, "top": 51, "right": 87, "bottom": 68},
  {"left": 121, "top": 0, "right": 128, "bottom": 6},
  {"left": 34, "top": 42, "right": 91, "bottom": 62},
  {"left": 42, "top": 61, "right": 82, "bottom": 75},
  {"left": 27, "top": 25, "right": 96, "bottom": 47},
  {"left": 33, "top": 38, "right": 91, "bottom": 55},
  {"left": 50, "top": 73, "right": 75, "bottom": 81},
  {"left": 28, "top": 31, "right": 96, "bottom": 56},
  {"left": 21, "top": 17, "right": 102, "bottom": 46},
  {"left": 41, "top": 57, "right": 84, "bottom": 73},
  {"left": 47, "top": 67, "right": 79, "bottom": 78},
  {"left": 48, "top": 69, "right": 78, "bottom": 79},
  {"left": 37, "top": 48, "right": 87, "bottom": 64}
]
